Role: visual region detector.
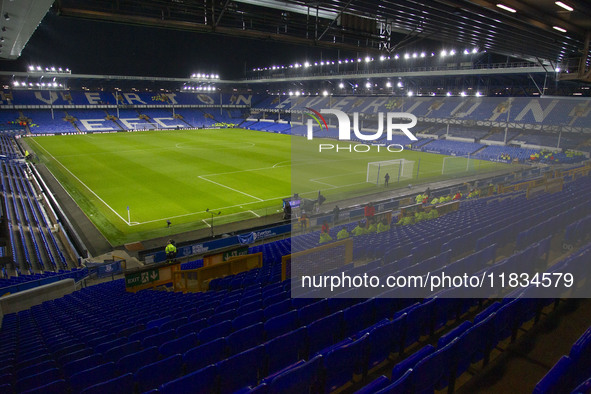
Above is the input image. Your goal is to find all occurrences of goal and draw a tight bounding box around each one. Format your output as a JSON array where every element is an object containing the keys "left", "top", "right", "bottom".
[
  {"left": 129, "top": 123, "right": 159, "bottom": 131},
  {"left": 441, "top": 155, "right": 475, "bottom": 175},
  {"left": 366, "top": 159, "right": 415, "bottom": 185}
]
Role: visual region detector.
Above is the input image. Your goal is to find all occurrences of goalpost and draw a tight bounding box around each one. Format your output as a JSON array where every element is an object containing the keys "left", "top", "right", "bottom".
[
  {"left": 129, "top": 123, "right": 159, "bottom": 131},
  {"left": 366, "top": 159, "right": 415, "bottom": 185},
  {"left": 441, "top": 155, "right": 476, "bottom": 175}
]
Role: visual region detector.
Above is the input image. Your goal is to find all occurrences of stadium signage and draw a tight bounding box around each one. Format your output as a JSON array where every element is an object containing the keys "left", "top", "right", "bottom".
[{"left": 306, "top": 109, "right": 418, "bottom": 142}]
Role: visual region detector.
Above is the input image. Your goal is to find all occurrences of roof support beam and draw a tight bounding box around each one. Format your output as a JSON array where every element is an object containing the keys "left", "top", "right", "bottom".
[{"left": 317, "top": 0, "right": 354, "bottom": 42}]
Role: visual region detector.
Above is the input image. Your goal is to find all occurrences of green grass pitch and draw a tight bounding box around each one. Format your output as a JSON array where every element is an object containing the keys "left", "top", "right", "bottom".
[{"left": 27, "top": 129, "right": 513, "bottom": 245}]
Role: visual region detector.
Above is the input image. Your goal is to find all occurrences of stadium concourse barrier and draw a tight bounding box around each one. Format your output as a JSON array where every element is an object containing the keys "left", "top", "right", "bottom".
[
  {"left": 173, "top": 253, "right": 262, "bottom": 293},
  {"left": 124, "top": 262, "right": 181, "bottom": 293},
  {"left": 0, "top": 278, "right": 78, "bottom": 317}
]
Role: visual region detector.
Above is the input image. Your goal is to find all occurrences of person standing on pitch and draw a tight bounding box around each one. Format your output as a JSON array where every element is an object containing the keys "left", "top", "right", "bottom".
[{"left": 384, "top": 173, "right": 390, "bottom": 187}]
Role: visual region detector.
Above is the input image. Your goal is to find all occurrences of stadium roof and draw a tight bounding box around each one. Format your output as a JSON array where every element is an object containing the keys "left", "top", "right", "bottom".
[
  {"left": 54, "top": 0, "right": 590, "bottom": 64},
  {"left": 0, "top": 0, "right": 54, "bottom": 60}
]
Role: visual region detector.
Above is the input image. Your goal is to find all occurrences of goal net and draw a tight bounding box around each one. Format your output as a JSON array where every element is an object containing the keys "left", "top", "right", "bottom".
[
  {"left": 129, "top": 123, "right": 159, "bottom": 131},
  {"left": 441, "top": 156, "right": 475, "bottom": 175},
  {"left": 366, "top": 159, "right": 415, "bottom": 185}
]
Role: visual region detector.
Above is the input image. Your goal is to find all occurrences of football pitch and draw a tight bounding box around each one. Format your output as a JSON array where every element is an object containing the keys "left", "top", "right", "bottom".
[{"left": 27, "top": 129, "right": 513, "bottom": 245}]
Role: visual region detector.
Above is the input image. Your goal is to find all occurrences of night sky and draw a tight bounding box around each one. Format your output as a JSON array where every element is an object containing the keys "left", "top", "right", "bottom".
[{"left": 0, "top": 11, "right": 349, "bottom": 79}]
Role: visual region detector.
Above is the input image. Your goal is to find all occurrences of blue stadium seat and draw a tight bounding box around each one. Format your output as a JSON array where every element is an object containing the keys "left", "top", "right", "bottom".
[
  {"left": 199, "top": 320, "right": 233, "bottom": 344},
  {"left": 298, "top": 299, "right": 328, "bottom": 326},
  {"left": 208, "top": 309, "right": 237, "bottom": 325},
  {"left": 176, "top": 318, "right": 207, "bottom": 337},
  {"left": 323, "top": 333, "right": 369, "bottom": 392},
  {"left": 455, "top": 313, "right": 496, "bottom": 372},
  {"left": 375, "top": 369, "right": 413, "bottom": 394},
  {"left": 63, "top": 354, "right": 104, "bottom": 378},
  {"left": 16, "top": 360, "right": 57, "bottom": 381},
  {"left": 227, "top": 323, "right": 265, "bottom": 355},
  {"left": 142, "top": 329, "right": 176, "bottom": 348},
  {"left": 159, "top": 364, "right": 218, "bottom": 394},
  {"left": 184, "top": 338, "right": 227, "bottom": 373},
  {"left": 307, "top": 311, "right": 344, "bottom": 357},
  {"left": 116, "top": 346, "right": 160, "bottom": 374},
  {"left": 16, "top": 354, "right": 52, "bottom": 371},
  {"left": 20, "top": 379, "right": 67, "bottom": 394},
  {"left": 58, "top": 348, "right": 94, "bottom": 366},
  {"left": 267, "top": 354, "right": 323, "bottom": 393},
  {"left": 264, "top": 300, "right": 293, "bottom": 320},
  {"left": 391, "top": 344, "right": 435, "bottom": 382},
  {"left": 15, "top": 368, "right": 61, "bottom": 393},
  {"left": 261, "top": 361, "right": 306, "bottom": 386},
  {"left": 264, "top": 310, "right": 298, "bottom": 339},
  {"left": 237, "top": 301, "right": 263, "bottom": 316},
  {"left": 129, "top": 327, "right": 159, "bottom": 343},
  {"left": 160, "top": 317, "right": 188, "bottom": 332},
  {"left": 533, "top": 355, "right": 574, "bottom": 394},
  {"left": 572, "top": 377, "right": 591, "bottom": 394},
  {"left": 264, "top": 327, "right": 307, "bottom": 376},
  {"left": 146, "top": 316, "right": 171, "bottom": 330},
  {"left": 232, "top": 310, "right": 264, "bottom": 331},
  {"left": 354, "top": 375, "right": 389, "bottom": 394},
  {"left": 80, "top": 373, "right": 134, "bottom": 394},
  {"left": 159, "top": 333, "right": 199, "bottom": 357},
  {"left": 365, "top": 316, "right": 405, "bottom": 368},
  {"left": 69, "top": 362, "right": 116, "bottom": 393},
  {"left": 94, "top": 337, "right": 127, "bottom": 355},
  {"left": 104, "top": 340, "right": 142, "bottom": 362},
  {"left": 53, "top": 343, "right": 86, "bottom": 359},
  {"left": 217, "top": 345, "right": 265, "bottom": 393},
  {"left": 343, "top": 299, "right": 376, "bottom": 337},
  {"left": 134, "top": 354, "right": 183, "bottom": 392},
  {"left": 410, "top": 338, "right": 459, "bottom": 393}
]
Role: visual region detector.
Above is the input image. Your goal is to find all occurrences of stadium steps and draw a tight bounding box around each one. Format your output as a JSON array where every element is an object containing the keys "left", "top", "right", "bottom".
[
  {"left": 472, "top": 145, "right": 488, "bottom": 155},
  {"left": 63, "top": 111, "right": 83, "bottom": 134},
  {"left": 100, "top": 110, "right": 126, "bottom": 131},
  {"left": 17, "top": 111, "right": 32, "bottom": 135}
]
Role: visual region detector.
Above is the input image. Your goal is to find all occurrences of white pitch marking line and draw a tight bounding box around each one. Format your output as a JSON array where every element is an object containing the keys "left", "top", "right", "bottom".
[
  {"left": 201, "top": 219, "right": 212, "bottom": 228},
  {"left": 29, "top": 139, "right": 131, "bottom": 226},
  {"left": 272, "top": 160, "right": 291, "bottom": 168},
  {"left": 310, "top": 179, "right": 337, "bottom": 187},
  {"left": 198, "top": 175, "right": 263, "bottom": 202},
  {"left": 249, "top": 210, "right": 261, "bottom": 218},
  {"left": 128, "top": 195, "right": 292, "bottom": 226}
]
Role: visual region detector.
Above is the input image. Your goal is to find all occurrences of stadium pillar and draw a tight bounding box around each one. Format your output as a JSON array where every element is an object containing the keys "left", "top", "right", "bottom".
[{"left": 503, "top": 103, "right": 511, "bottom": 144}]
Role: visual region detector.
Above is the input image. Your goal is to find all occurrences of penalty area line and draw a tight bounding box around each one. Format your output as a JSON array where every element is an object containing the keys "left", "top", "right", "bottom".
[{"left": 198, "top": 175, "right": 263, "bottom": 202}]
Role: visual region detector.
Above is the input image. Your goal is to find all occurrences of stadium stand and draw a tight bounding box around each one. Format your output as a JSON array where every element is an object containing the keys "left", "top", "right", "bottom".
[
  {"left": 4, "top": 171, "right": 586, "bottom": 392},
  {"left": 474, "top": 145, "right": 540, "bottom": 162},
  {"left": 0, "top": 135, "right": 75, "bottom": 277},
  {"left": 420, "top": 139, "right": 485, "bottom": 156},
  {"left": 23, "top": 111, "right": 79, "bottom": 135},
  {"left": 0, "top": 140, "right": 587, "bottom": 391}
]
